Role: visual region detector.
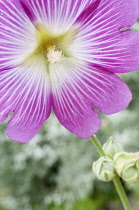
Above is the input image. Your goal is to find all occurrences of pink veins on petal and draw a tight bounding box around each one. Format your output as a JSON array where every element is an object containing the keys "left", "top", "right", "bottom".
[{"left": 0, "top": 0, "right": 139, "bottom": 142}]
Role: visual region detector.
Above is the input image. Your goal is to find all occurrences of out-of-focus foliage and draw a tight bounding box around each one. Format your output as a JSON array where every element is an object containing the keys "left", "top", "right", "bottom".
[
  {"left": 0, "top": 20, "right": 139, "bottom": 210},
  {"left": 51, "top": 195, "right": 116, "bottom": 210}
]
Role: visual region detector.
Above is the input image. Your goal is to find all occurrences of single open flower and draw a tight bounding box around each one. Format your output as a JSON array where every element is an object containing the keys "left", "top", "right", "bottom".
[{"left": 0, "top": 0, "right": 139, "bottom": 142}]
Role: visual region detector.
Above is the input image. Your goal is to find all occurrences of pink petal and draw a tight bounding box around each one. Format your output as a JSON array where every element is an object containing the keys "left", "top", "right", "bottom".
[
  {"left": 0, "top": 0, "right": 38, "bottom": 70},
  {"left": 50, "top": 59, "right": 131, "bottom": 138},
  {"left": 72, "top": 0, "right": 139, "bottom": 73},
  {"left": 0, "top": 56, "right": 51, "bottom": 142},
  {"left": 20, "top": 0, "right": 96, "bottom": 34}
]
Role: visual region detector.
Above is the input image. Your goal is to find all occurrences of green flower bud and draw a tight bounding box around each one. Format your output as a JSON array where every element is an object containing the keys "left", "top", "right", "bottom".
[
  {"left": 102, "top": 136, "right": 123, "bottom": 160},
  {"left": 92, "top": 157, "right": 116, "bottom": 182},
  {"left": 135, "top": 155, "right": 139, "bottom": 175},
  {"left": 114, "top": 152, "right": 139, "bottom": 183}
]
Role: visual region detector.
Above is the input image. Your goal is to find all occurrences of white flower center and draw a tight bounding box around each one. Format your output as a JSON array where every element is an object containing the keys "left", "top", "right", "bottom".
[{"left": 46, "top": 45, "right": 63, "bottom": 64}]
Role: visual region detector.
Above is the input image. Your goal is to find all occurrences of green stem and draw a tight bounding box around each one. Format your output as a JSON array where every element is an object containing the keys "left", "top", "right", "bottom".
[
  {"left": 90, "top": 135, "right": 131, "bottom": 210},
  {"left": 90, "top": 135, "right": 105, "bottom": 156},
  {"left": 113, "top": 178, "right": 131, "bottom": 210}
]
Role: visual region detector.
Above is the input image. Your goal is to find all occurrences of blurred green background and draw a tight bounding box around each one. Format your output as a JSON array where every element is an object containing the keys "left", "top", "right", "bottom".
[{"left": 0, "top": 21, "right": 139, "bottom": 210}]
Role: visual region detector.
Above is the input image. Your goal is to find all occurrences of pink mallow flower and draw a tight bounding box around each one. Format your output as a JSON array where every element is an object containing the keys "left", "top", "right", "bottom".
[{"left": 0, "top": 0, "right": 139, "bottom": 142}]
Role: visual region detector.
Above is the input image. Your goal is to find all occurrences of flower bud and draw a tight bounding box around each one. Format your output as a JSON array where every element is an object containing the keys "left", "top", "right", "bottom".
[
  {"left": 114, "top": 152, "right": 139, "bottom": 183},
  {"left": 92, "top": 157, "right": 116, "bottom": 182},
  {"left": 102, "top": 136, "right": 123, "bottom": 160},
  {"left": 135, "top": 154, "right": 139, "bottom": 175}
]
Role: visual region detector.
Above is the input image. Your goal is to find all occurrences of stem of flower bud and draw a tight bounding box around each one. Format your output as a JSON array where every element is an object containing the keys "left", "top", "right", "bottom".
[
  {"left": 90, "top": 135, "right": 105, "bottom": 156},
  {"left": 113, "top": 177, "right": 131, "bottom": 210}
]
